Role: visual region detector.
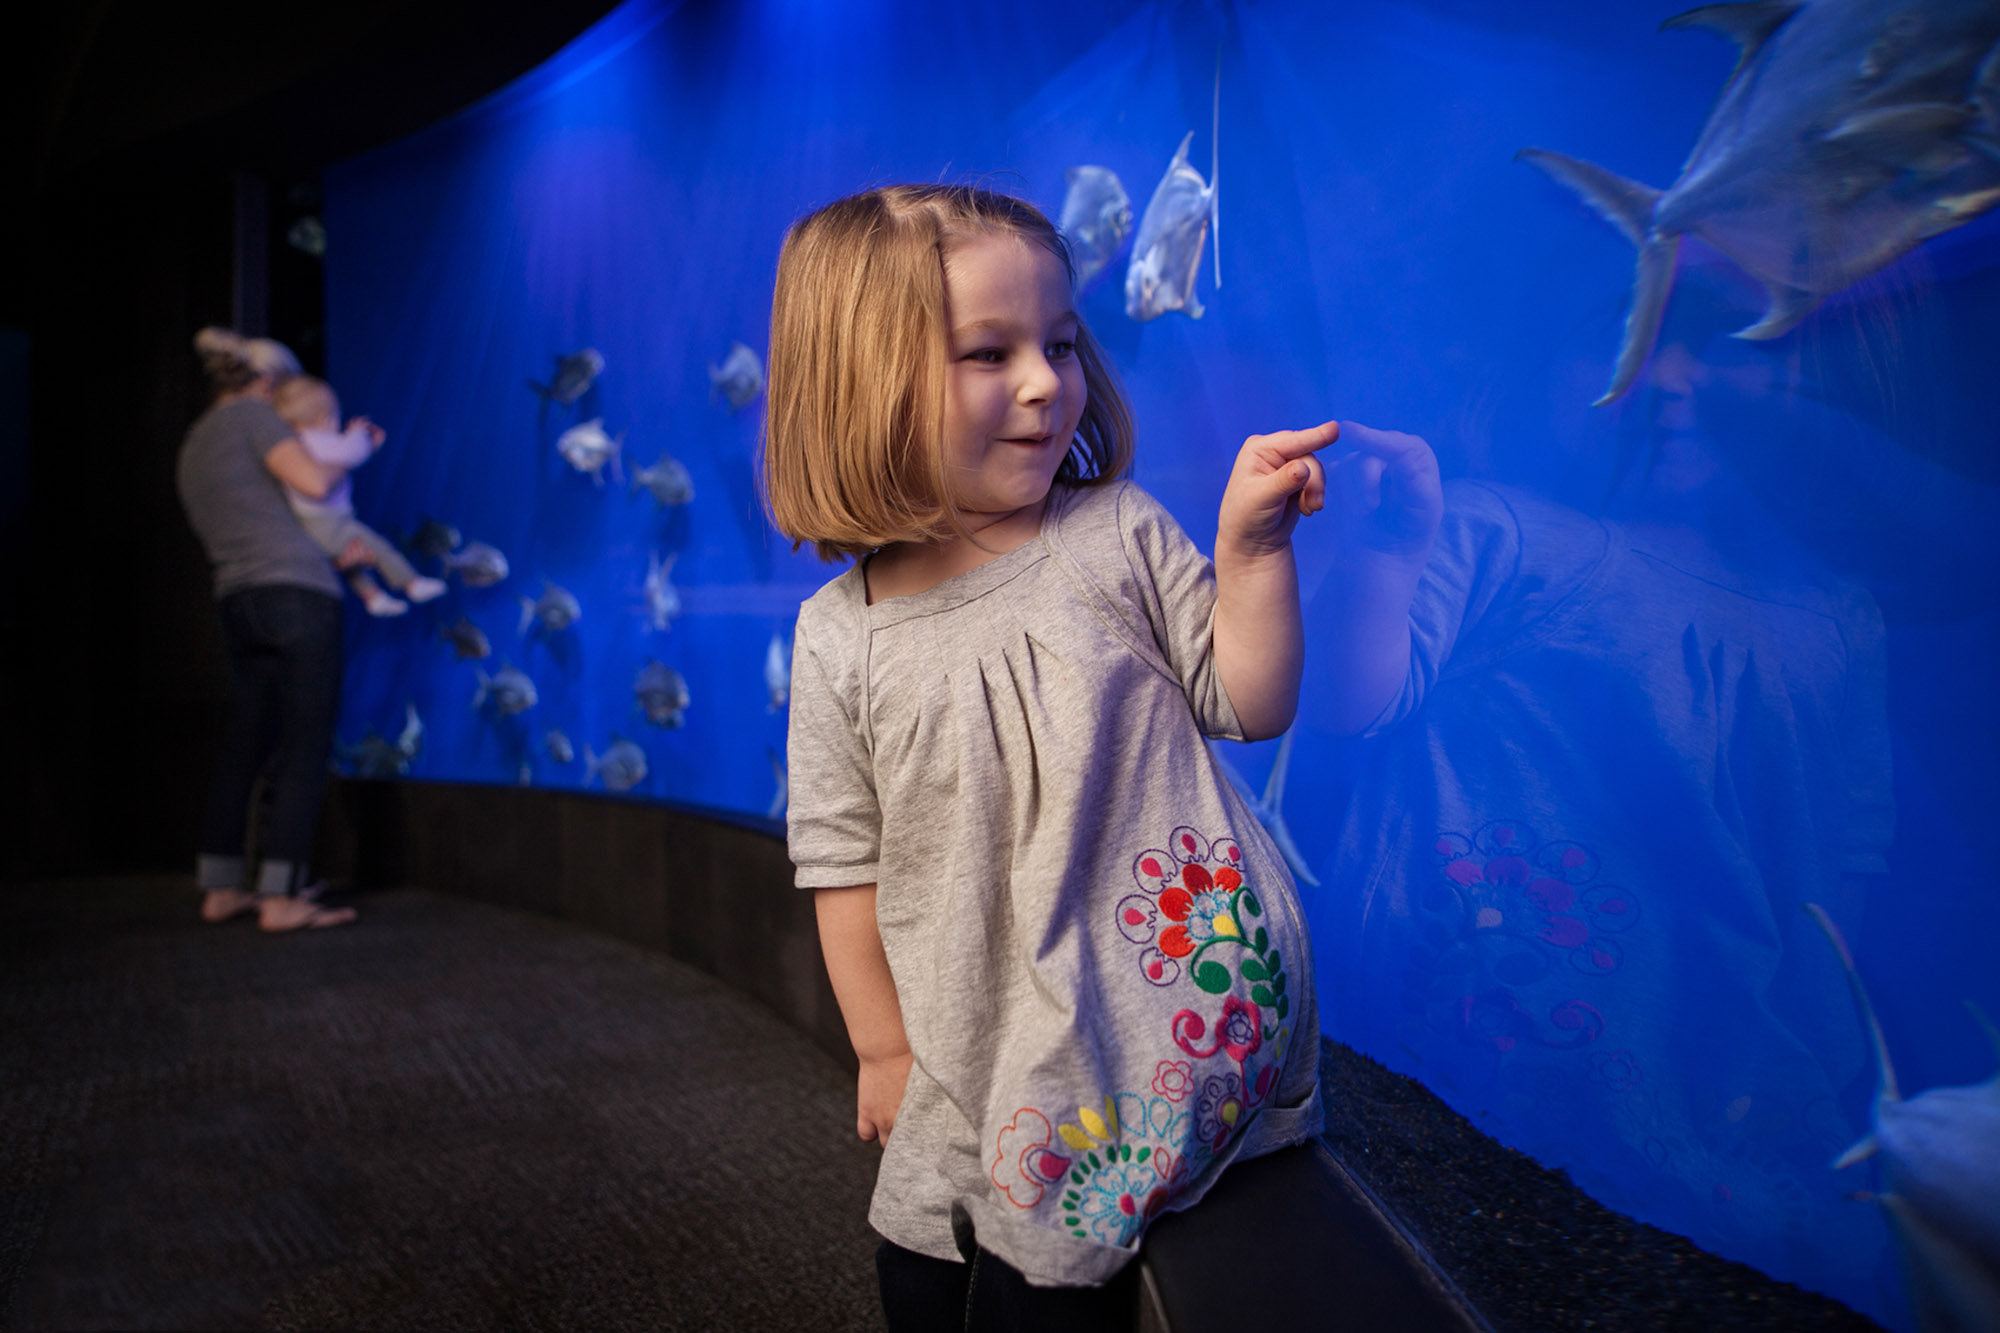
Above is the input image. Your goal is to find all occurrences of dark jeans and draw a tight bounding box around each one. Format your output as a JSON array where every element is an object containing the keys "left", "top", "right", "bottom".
[
  {"left": 876, "top": 1241, "right": 1138, "bottom": 1332},
  {"left": 199, "top": 585, "right": 344, "bottom": 893}
]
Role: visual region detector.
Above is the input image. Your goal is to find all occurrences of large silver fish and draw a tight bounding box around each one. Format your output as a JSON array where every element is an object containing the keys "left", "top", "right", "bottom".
[
  {"left": 442, "top": 541, "right": 509, "bottom": 588},
  {"left": 585, "top": 737, "right": 648, "bottom": 793},
  {"left": 1807, "top": 903, "right": 2000, "bottom": 1333},
  {"left": 1522, "top": 0, "right": 2000, "bottom": 404},
  {"left": 472, "top": 662, "right": 538, "bottom": 716},
  {"left": 1127, "top": 65, "right": 1223, "bottom": 323},
  {"left": 633, "top": 658, "right": 690, "bottom": 728},
  {"left": 557, "top": 418, "right": 625, "bottom": 486},
  {"left": 517, "top": 580, "right": 581, "bottom": 637},
  {"left": 1059, "top": 166, "right": 1134, "bottom": 289},
  {"left": 708, "top": 342, "right": 764, "bottom": 412}
]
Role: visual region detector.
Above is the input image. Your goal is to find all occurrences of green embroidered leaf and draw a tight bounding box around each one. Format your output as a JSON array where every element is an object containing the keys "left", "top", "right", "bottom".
[
  {"left": 1242, "top": 890, "right": 1263, "bottom": 917},
  {"left": 1254, "top": 927, "right": 1268, "bottom": 953},
  {"left": 1066, "top": 1192, "right": 1079, "bottom": 1204},
  {"left": 1240, "top": 958, "right": 1268, "bottom": 982},
  {"left": 1071, "top": 1169, "right": 1085, "bottom": 1185},
  {"left": 1277, "top": 994, "right": 1290, "bottom": 1020},
  {"left": 1137, "top": 1147, "right": 1151, "bottom": 1162},
  {"left": 1251, "top": 984, "right": 1276, "bottom": 1007},
  {"left": 1120, "top": 1144, "right": 1131, "bottom": 1161},
  {"left": 1268, "top": 950, "right": 1282, "bottom": 974},
  {"left": 1274, "top": 971, "right": 1288, "bottom": 996},
  {"left": 1088, "top": 1152, "right": 1102, "bottom": 1171},
  {"left": 1193, "top": 959, "right": 1232, "bottom": 993}
]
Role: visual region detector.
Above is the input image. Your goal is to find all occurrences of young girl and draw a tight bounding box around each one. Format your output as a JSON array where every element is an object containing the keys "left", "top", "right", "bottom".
[{"left": 764, "top": 185, "right": 1438, "bottom": 1325}]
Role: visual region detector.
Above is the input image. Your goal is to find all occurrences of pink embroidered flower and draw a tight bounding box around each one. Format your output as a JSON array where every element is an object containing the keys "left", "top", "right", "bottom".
[
  {"left": 991, "top": 1109, "right": 1065, "bottom": 1208},
  {"left": 1217, "top": 996, "right": 1263, "bottom": 1063},
  {"left": 1151, "top": 1060, "right": 1195, "bottom": 1102}
]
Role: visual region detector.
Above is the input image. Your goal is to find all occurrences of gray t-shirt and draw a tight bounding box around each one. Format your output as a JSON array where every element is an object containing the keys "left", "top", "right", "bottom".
[
  {"left": 788, "top": 480, "right": 1321, "bottom": 1286},
  {"left": 176, "top": 398, "right": 342, "bottom": 600}
]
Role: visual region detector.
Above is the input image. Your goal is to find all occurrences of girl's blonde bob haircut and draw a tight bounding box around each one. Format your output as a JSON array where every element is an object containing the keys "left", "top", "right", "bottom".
[{"left": 762, "top": 184, "right": 1135, "bottom": 562}]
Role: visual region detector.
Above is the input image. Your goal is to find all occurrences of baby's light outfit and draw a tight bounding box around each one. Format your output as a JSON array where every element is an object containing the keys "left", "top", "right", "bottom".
[{"left": 285, "top": 425, "right": 422, "bottom": 595}]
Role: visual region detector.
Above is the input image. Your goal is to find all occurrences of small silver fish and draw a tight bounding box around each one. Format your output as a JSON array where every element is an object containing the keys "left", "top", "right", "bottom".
[
  {"left": 585, "top": 736, "right": 648, "bottom": 793},
  {"left": 518, "top": 580, "right": 582, "bottom": 636},
  {"left": 411, "top": 518, "right": 462, "bottom": 563},
  {"left": 641, "top": 551, "right": 681, "bottom": 633},
  {"left": 633, "top": 658, "right": 690, "bottom": 728},
  {"left": 441, "top": 616, "right": 491, "bottom": 660},
  {"left": 529, "top": 347, "right": 604, "bottom": 409},
  {"left": 1059, "top": 166, "right": 1134, "bottom": 289},
  {"left": 708, "top": 342, "right": 764, "bottom": 412},
  {"left": 443, "top": 541, "right": 510, "bottom": 588},
  {"left": 557, "top": 418, "right": 625, "bottom": 486},
  {"left": 632, "top": 452, "right": 695, "bottom": 507},
  {"left": 767, "top": 747, "right": 788, "bottom": 821},
  {"left": 546, "top": 729, "right": 575, "bottom": 765},
  {"left": 1807, "top": 903, "right": 2000, "bottom": 1333},
  {"left": 286, "top": 217, "right": 327, "bottom": 259},
  {"left": 341, "top": 703, "right": 423, "bottom": 778},
  {"left": 1210, "top": 729, "right": 1319, "bottom": 887},
  {"left": 473, "top": 662, "right": 538, "bottom": 715},
  {"left": 764, "top": 631, "right": 791, "bottom": 712}
]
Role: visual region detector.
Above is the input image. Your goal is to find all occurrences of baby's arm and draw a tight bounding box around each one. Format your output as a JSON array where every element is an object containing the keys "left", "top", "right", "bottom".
[
  {"left": 815, "top": 884, "right": 912, "bottom": 1144},
  {"left": 1213, "top": 420, "right": 1440, "bottom": 739},
  {"left": 298, "top": 422, "right": 381, "bottom": 471}
]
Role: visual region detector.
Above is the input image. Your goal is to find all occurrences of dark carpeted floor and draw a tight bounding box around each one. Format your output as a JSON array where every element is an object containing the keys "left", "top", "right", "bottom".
[{"left": 0, "top": 879, "right": 885, "bottom": 1331}]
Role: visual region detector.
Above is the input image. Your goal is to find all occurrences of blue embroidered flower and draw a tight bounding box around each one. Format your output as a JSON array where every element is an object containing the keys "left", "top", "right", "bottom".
[
  {"left": 1183, "top": 889, "right": 1238, "bottom": 944},
  {"left": 1074, "top": 1159, "right": 1164, "bottom": 1247}
]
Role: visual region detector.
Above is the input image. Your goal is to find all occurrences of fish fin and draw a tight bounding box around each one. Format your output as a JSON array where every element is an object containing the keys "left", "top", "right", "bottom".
[
  {"left": 1928, "top": 185, "right": 2000, "bottom": 233},
  {"left": 1263, "top": 729, "right": 1294, "bottom": 808},
  {"left": 1170, "top": 129, "right": 1194, "bottom": 169},
  {"left": 1733, "top": 280, "right": 1819, "bottom": 340},
  {"left": 1824, "top": 103, "right": 1978, "bottom": 172},
  {"left": 518, "top": 598, "right": 536, "bottom": 638},
  {"left": 1967, "top": 1001, "right": 2000, "bottom": 1066},
  {"left": 1832, "top": 1132, "right": 1879, "bottom": 1170},
  {"left": 1660, "top": 2, "right": 1801, "bottom": 80},
  {"left": 1596, "top": 235, "right": 1681, "bottom": 406},
  {"left": 1804, "top": 902, "right": 1901, "bottom": 1102},
  {"left": 1211, "top": 46, "right": 1222, "bottom": 291},
  {"left": 1517, "top": 148, "right": 1660, "bottom": 247}
]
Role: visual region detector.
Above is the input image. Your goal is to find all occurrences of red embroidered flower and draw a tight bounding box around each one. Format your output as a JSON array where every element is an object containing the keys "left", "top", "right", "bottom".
[{"left": 1151, "top": 1060, "right": 1195, "bottom": 1102}]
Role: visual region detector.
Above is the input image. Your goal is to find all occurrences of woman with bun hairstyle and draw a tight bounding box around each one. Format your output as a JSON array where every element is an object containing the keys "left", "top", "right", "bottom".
[{"left": 176, "top": 327, "right": 359, "bottom": 931}]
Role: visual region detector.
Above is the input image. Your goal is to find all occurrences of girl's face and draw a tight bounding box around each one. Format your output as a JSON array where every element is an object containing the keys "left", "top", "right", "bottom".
[{"left": 939, "top": 232, "right": 1086, "bottom": 531}]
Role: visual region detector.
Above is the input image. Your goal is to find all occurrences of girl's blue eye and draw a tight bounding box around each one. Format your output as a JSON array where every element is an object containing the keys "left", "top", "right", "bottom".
[
  {"left": 969, "top": 348, "right": 1005, "bottom": 364},
  {"left": 1049, "top": 340, "right": 1077, "bottom": 359}
]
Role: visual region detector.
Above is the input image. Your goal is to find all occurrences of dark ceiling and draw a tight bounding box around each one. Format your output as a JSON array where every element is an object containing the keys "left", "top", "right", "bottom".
[{"left": 11, "top": 0, "right": 626, "bottom": 327}]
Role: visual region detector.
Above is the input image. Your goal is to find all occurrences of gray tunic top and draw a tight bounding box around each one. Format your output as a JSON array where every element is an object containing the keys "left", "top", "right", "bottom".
[
  {"left": 788, "top": 480, "right": 1321, "bottom": 1286},
  {"left": 176, "top": 398, "right": 342, "bottom": 600}
]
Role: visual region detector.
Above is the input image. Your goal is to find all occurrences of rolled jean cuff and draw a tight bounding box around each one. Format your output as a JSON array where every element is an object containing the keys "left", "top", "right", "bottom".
[{"left": 196, "top": 853, "right": 246, "bottom": 891}]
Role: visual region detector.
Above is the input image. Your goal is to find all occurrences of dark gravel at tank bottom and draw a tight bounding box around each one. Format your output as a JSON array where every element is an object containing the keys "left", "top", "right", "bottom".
[{"left": 1314, "top": 1042, "right": 1883, "bottom": 1332}]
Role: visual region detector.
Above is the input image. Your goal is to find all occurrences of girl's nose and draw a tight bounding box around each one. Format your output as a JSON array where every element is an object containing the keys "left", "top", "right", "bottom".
[{"left": 1017, "top": 353, "right": 1060, "bottom": 404}]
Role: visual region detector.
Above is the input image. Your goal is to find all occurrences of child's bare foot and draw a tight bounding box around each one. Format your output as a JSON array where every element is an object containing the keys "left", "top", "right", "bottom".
[
  {"left": 362, "top": 589, "right": 410, "bottom": 617},
  {"left": 258, "top": 895, "right": 358, "bottom": 932},
  {"left": 403, "top": 576, "right": 448, "bottom": 604},
  {"left": 200, "top": 887, "right": 258, "bottom": 922}
]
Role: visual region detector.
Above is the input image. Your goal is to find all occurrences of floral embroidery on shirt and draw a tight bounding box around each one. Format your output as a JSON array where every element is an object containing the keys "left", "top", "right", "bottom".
[{"left": 1119, "top": 826, "right": 1291, "bottom": 1031}]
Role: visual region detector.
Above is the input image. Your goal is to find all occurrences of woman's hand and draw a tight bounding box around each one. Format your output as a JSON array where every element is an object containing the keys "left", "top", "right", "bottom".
[
  {"left": 857, "top": 1049, "right": 913, "bottom": 1144},
  {"left": 1215, "top": 420, "right": 1338, "bottom": 561}
]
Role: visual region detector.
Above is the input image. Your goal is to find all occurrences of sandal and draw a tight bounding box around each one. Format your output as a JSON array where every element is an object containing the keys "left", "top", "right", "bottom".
[{"left": 200, "top": 888, "right": 259, "bottom": 923}]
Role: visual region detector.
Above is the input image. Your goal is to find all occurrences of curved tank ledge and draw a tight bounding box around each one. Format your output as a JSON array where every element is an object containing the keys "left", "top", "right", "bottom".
[{"left": 321, "top": 778, "right": 1876, "bottom": 1331}]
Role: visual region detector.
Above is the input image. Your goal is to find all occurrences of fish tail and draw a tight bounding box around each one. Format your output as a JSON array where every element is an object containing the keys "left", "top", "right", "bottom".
[
  {"left": 1516, "top": 148, "right": 1660, "bottom": 248},
  {"left": 1598, "top": 235, "right": 1680, "bottom": 406},
  {"left": 1803, "top": 903, "right": 1901, "bottom": 1103}
]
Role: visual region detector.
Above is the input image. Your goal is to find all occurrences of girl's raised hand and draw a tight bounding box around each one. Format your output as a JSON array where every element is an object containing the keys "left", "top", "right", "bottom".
[
  {"left": 1322, "top": 422, "right": 1442, "bottom": 564},
  {"left": 1216, "top": 420, "right": 1340, "bottom": 560}
]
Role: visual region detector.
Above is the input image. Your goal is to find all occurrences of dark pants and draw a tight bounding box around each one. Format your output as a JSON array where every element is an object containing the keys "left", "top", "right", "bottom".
[
  {"left": 199, "top": 585, "right": 344, "bottom": 894},
  {"left": 876, "top": 1241, "right": 1138, "bottom": 1332}
]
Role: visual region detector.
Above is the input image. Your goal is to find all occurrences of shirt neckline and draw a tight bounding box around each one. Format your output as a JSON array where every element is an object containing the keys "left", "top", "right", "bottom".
[{"left": 861, "top": 486, "right": 1069, "bottom": 626}]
